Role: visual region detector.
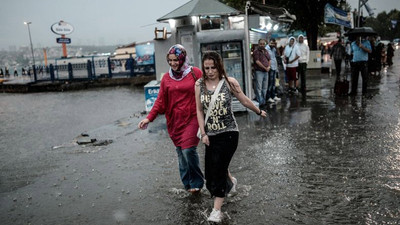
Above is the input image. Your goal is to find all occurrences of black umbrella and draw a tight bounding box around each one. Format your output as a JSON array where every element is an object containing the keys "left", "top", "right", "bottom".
[{"left": 344, "top": 27, "right": 377, "bottom": 37}]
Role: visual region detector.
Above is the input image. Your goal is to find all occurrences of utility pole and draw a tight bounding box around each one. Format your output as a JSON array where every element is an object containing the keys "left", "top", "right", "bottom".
[
  {"left": 24, "top": 21, "right": 37, "bottom": 82},
  {"left": 357, "top": 0, "right": 361, "bottom": 27}
]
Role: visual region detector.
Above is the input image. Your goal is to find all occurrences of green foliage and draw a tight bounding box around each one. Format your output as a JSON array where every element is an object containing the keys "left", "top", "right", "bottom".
[
  {"left": 219, "top": 0, "right": 248, "bottom": 11},
  {"left": 365, "top": 9, "right": 400, "bottom": 41}
]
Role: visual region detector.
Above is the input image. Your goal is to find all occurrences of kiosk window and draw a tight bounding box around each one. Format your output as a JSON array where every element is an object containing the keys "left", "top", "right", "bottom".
[{"left": 200, "top": 15, "right": 221, "bottom": 30}]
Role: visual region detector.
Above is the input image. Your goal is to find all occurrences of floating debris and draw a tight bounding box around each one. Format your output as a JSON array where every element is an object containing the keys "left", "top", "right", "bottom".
[{"left": 76, "top": 137, "right": 96, "bottom": 145}]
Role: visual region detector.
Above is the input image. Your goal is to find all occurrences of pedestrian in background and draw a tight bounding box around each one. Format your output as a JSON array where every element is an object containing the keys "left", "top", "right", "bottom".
[
  {"left": 265, "top": 38, "right": 281, "bottom": 103},
  {"left": 278, "top": 45, "right": 288, "bottom": 85},
  {"left": 138, "top": 44, "right": 204, "bottom": 193},
  {"left": 375, "top": 42, "right": 384, "bottom": 75},
  {"left": 252, "top": 39, "right": 271, "bottom": 106},
  {"left": 386, "top": 43, "right": 394, "bottom": 67},
  {"left": 195, "top": 51, "right": 266, "bottom": 223},
  {"left": 349, "top": 35, "right": 372, "bottom": 96},
  {"left": 14, "top": 67, "right": 18, "bottom": 77},
  {"left": 345, "top": 41, "right": 352, "bottom": 69},
  {"left": 330, "top": 38, "right": 346, "bottom": 80},
  {"left": 5, "top": 67, "right": 10, "bottom": 77},
  {"left": 283, "top": 37, "right": 300, "bottom": 95},
  {"left": 296, "top": 34, "right": 310, "bottom": 95},
  {"left": 381, "top": 44, "right": 387, "bottom": 67},
  {"left": 368, "top": 36, "right": 377, "bottom": 76}
]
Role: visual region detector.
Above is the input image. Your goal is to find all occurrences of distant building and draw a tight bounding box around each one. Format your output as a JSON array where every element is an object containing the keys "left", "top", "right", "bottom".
[
  {"left": 112, "top": 42, "right": 136, "bottom": 60},
  {"left": 8, "top": 45, "right": 17, "bottom": 52},
  {"left": 110, "top": 41, "right": 155, "bottom": 74}
]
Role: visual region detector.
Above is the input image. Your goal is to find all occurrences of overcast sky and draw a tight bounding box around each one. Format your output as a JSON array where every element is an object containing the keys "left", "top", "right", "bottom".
[{"left": 0, "top": 0, "right": 398, "bottom": 50}]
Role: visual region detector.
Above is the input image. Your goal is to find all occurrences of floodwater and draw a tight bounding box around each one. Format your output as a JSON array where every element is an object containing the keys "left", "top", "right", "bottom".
[{"left": 1, "top": 53, "right": 400, "bottom": 224}]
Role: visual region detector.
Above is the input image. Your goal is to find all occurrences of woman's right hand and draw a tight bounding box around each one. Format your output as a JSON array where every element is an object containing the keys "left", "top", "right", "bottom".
[
  {"left": 138, "top": 118, "right": 150, "bottom": 130},
  {"left": 201, "top": 135, "right": 210, "bottom": 146}
]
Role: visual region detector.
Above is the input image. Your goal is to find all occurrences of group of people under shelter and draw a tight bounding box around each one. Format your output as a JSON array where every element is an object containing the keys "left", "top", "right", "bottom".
[
  {"left": 252, "top": 35, "right": 310, "bottom": 108},
  {"left": 253, "top": 32, "right": 396, "bottom": 104}
]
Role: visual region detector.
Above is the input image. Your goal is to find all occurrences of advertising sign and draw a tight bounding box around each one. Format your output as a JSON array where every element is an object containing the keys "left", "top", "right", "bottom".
[
  {"left": 324, "top": 3, "right": 353, "bottom": 28},
  {"left": 135, "top": 43, "right": 155, "bottom": 65},
  {"left": 144, "top": 80, "right": 160, "bottom": 112},
  {"left": 51, "top": 21, "right": 74, "bottom": 35}
]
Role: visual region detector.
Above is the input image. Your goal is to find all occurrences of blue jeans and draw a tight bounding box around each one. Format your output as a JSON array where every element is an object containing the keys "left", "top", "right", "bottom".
[
  {"left": 266, "top": 69, "right": 276, "bottom": 100},
  {"left": 255, "top": 70, "right": 268, "bottom": 105},
  {"left": 175, "top": 146, "right": 204, "bottom": 190}
]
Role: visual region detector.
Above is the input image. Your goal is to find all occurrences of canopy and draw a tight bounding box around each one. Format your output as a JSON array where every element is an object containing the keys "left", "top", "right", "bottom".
[{"left": 157, "top": 0, "right": 241, "bottom": 22}]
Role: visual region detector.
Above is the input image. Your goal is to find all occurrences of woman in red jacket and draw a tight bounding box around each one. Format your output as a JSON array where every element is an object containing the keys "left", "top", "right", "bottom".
[{"left": 138, "top": 44, "right": 204, "bottom": 193}]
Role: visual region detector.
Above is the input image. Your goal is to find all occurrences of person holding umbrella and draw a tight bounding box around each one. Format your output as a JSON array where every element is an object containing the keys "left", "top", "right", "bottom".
[
  {"left": 349, "top": 34, "right": 371, "bottom": 96},
  {"left": 345, "top": 27, "right": 374, "bottom": 96}
]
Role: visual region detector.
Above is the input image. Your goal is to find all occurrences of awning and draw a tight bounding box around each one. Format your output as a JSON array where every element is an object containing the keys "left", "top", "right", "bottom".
[{"left": 157, "top": 0, "right": 241, "bottom": 22}]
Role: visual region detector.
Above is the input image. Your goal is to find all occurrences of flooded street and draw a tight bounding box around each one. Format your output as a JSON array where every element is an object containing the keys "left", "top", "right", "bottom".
[{"left": 1, "top": 53, "right": 400, "bottom": 225}]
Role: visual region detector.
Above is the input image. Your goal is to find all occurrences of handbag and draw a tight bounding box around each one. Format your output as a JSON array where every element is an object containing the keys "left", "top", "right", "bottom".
[{"left": 197, "top": 78, "right": 225, "bottom": 139}]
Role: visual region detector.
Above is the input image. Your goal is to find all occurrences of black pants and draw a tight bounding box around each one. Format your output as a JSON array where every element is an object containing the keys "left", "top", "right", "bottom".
[
  {"left": 334, "top": 59, "right": 342, "bottom": 79},
  {"left": 205, "top": 131, "right": 239, "bottom": 198},
  {"left": 351, "top": 61, "right": 368, "bottom": 94},
  {"left": 298, "top": 63, "right": 307, "bottom": 93}
]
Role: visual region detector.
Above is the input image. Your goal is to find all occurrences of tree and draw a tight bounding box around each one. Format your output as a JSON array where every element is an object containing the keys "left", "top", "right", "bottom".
[
  {"left": 220, "top": 0, "right": 247, "bottom": 10},
  {"left": 221, "top": 0, "right": 343, "bottom": 50},
  {"left": 365, "top": 9, "right": 400, "bottom": 40}
]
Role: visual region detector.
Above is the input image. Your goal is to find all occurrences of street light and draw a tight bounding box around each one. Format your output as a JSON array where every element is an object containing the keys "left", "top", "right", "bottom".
[{"left": 24, "top": 21, "right": 37, "bottom": 82}]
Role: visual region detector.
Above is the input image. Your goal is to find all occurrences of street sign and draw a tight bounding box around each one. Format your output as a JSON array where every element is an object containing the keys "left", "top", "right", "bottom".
[
  {"left": 56, "top": 38, "right": 71, "bottom": 44},
  {"left": 51, "top": 21, "right": 74, "bottom": 35}
]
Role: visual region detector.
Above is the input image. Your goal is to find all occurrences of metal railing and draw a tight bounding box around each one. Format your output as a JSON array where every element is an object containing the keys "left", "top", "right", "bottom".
[{"left": 33, "top": 55, "right": 155, "bottom": 82}]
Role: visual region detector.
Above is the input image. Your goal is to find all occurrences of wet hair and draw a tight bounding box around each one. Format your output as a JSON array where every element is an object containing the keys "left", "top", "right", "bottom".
[
  {"left": 201, "top": 51, "right": 238, "bottom": 93},
  {"left": 258, "top": 39, "right": 267, "bottom": 44}
]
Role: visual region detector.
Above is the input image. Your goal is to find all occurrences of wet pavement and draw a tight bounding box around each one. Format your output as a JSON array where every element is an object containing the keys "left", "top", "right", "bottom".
[{"left": 0, "top": 51, "right": 399, "bottom": 225}]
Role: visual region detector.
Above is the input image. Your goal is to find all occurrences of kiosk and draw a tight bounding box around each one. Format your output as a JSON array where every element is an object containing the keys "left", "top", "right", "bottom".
[{"left": 147, "top": 0, "right": 294, "bottom": 112}]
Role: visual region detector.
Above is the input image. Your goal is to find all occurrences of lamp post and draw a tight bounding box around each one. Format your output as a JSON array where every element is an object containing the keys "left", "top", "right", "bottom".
[
  {"left": 24, "top": 21, "right": 37, "bottom": 82},
  {"left": 357, "top": 0, "right": 361, "bottom": 27}
]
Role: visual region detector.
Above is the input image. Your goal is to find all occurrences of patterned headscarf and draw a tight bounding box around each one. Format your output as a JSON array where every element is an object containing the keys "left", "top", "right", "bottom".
[{"left": 167, "top": 44, "right": 191, "bottom": 81}]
